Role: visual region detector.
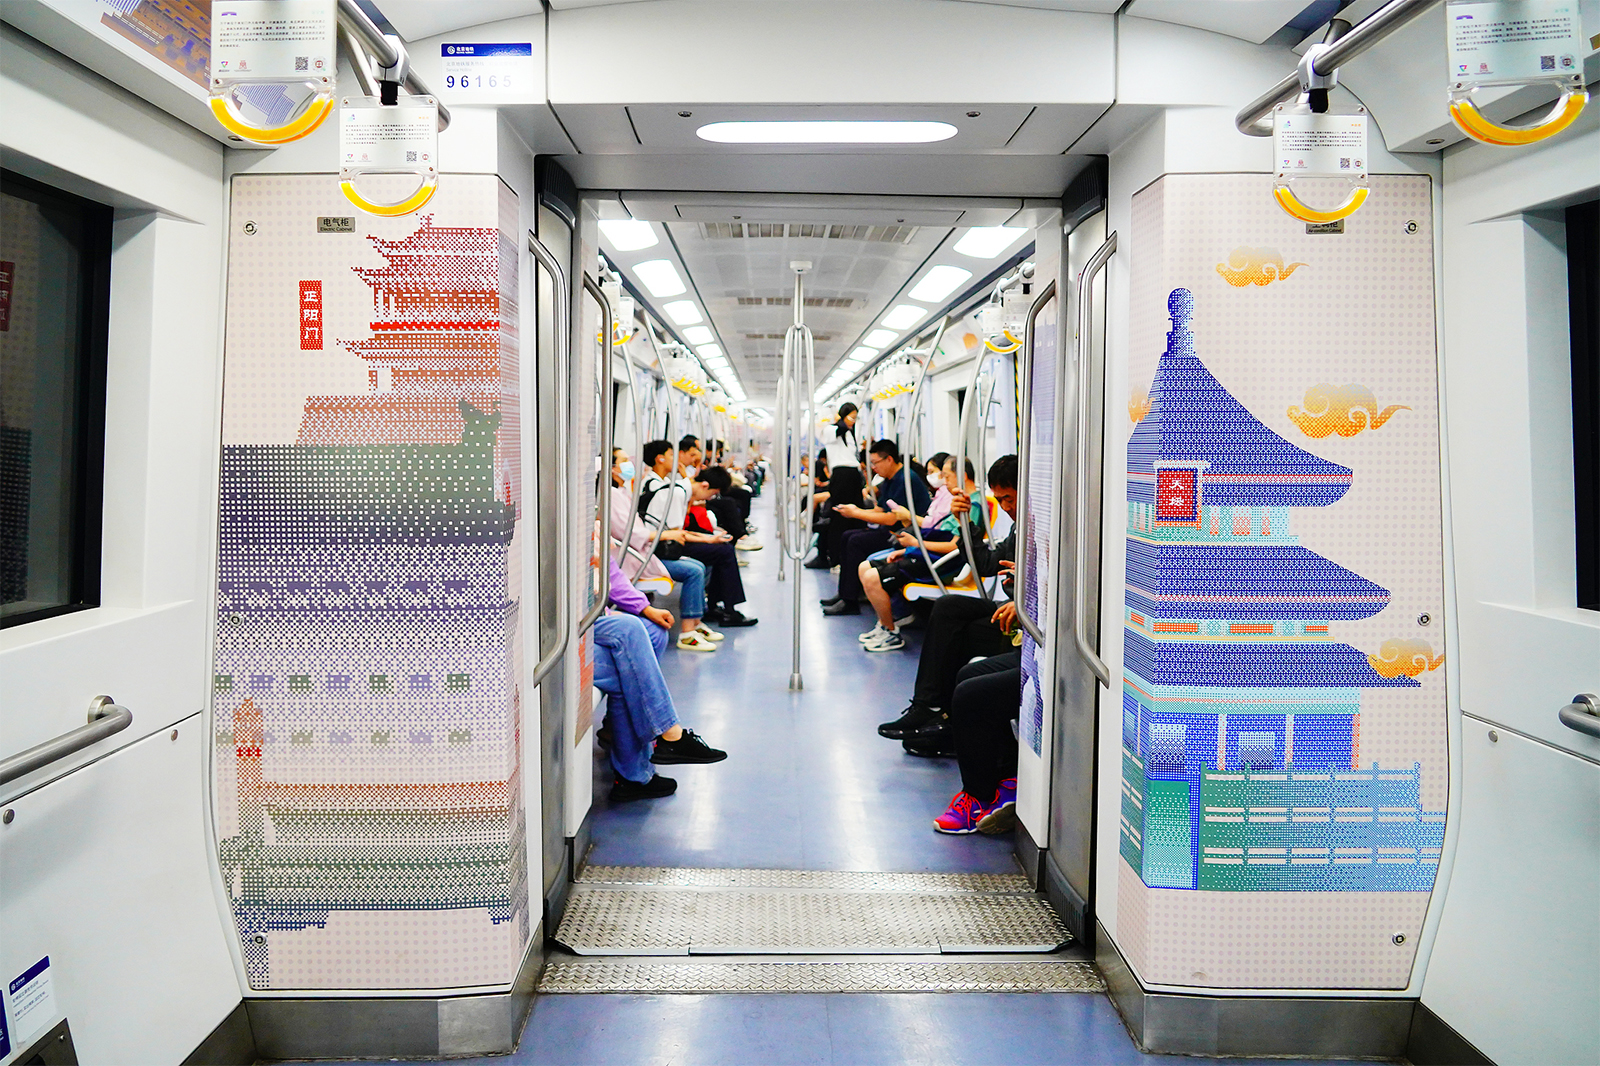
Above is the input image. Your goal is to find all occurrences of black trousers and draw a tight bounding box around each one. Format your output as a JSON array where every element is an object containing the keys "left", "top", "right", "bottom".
[
  {"left": 724, "top": 485, "right": 752, "bottom": 519},
  {"left": 951, "top": 651, "right": 1022, "bottom": 802},
  {"left": 707, "top": 497, "right": 747, "bottom": 540},
  {"left": 682, "top": 540, "right": 745, "bottom": 608},
  {"left": 911, "top": 595, "right": 1016, "bottom": 711},
  {"left": 837, "top": 527, "right": 893, "bottom": 601},
  {"left": 818, "top": 467, "right": 866, "bottom": 564}
]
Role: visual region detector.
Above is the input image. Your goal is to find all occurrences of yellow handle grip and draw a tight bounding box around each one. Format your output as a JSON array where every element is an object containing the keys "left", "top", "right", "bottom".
[
  {"left": 1273, "top": 183, "right": 1369, "bottom": 224},
  {"left": 339, "top": 174, "right": 437, "bottom": 217},
  {"left": 984, "top": 329, "right": 1022, "bottom": 354},
  {"left": 209, "top": 94, "right": 333, "bottom": 145},
  {"left": 1449, "top": 88, "right": 1588, "bottom": 147}
]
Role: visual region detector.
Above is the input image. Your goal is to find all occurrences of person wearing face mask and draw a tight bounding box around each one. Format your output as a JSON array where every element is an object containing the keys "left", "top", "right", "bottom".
[
  {"left": 682, "top": 433, "right": 759, "bottom": 552},
  {"left": 610, "top": 448, "right": 720, "bottom": 652},
  {"left": 924, "top": 452, "right": 951, "bottom": 492}
]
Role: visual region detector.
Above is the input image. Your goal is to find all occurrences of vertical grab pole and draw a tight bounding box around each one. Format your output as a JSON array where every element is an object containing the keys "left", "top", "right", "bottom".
[
  {"left": 1010, "top": 279, "right": 1056, "bottom": 645},
  {"left": 527, "top": 233, "right": 571, "bottom": 685},
  {"left": 774, "top": 262, "right": 814, "bottom": 690},
  {"left": 956, "top": 347, "right": 996, "bottom": 603},
  {"left": 578, "top": 275, "right": 614, "bottom": 633},
  {"left": 902, "top": 317, "right": 951, "bottom": 595},
  {"left": 1072, "top": 234, "right": 1117, "bottom": 687}
]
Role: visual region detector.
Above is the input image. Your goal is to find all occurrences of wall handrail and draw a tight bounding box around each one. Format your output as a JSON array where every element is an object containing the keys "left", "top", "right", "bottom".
[
  {"left": 0, "top": 697, "right": 132, "bottom": 788},
  {"left": 902, "top": 317, "right": 953, "bottom": 597},
  {"left": 955, "top": 341, "right": 998, "bottom": 605},
  {"left": 528, "top": 233, "right": 571, "bottom": 687},
  {"left": 1071, "top": 233, "right": 1117, "bottom": 687},
  {"left": 579, "top": 274, "right": 615, "bottom": 636},
  {"left": 1010, "top": 278, "right": 1058, "bottom": 647},
  {"left": 1235, "top": 0, "right": 1436, "bottom": 136}
]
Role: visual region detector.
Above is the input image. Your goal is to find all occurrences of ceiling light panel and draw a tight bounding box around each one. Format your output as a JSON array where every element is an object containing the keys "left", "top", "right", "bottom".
[
  {"left": 598, "top": 219, "right": 659, "bottom": 252},
  {"left": 909, "top": 265, "right": 973, "bottom": 303},
  {"left": 695, "top": 120, "right": 959, "bottom": 144},
  {"left": 664, "top": 300, "right": 702, "bottom": 325},
  {"left": 849, "top": 346, "right": 879, "bottom": 361},
  {"left": 882, "top": 304, "right": 926, "bottom": 329},
  {"left": 634, "top": 259, "right": 687, "bottom": 297},
  {"left": 682, "top": 325, "right": 715, "bottom": 345},
  {"left": 864, "top": 329, "right": 898, "bottom": 349},
  {"left": 953, "top": 226, "right": 1026, "bottom": 260},
  {"left": 697, "top": 344, "right": 725, "bottom": 360}
]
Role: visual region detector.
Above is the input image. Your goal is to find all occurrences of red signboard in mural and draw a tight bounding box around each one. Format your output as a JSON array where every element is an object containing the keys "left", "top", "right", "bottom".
[
  {"left": 299, "top": 280, "right": 322, "bottom": 350},
  {"left": 0, "top": 260, "right": 14, "bottom": 332}
]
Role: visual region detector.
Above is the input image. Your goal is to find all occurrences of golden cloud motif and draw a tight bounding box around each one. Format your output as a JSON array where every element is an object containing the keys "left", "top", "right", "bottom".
[
  {"left": 1288, "top": 383, "right": 1410, "bottom": 438},
  {"left": 1129, "top": 389, "right": 1152, "bottom": 425},
  {"left": 1216, "top": 247, "right": 1308, "bottom": 287},
  {"left": 1367, "top": 638, "right": 1445, "bottom": 679},
  {"left": 962, "top": 332, "right": 980, "bottom": 350}
]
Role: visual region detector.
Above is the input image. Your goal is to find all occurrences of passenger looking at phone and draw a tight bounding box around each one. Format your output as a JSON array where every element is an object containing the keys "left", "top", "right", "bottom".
[
  {"left": 610, "top": 447, "right": 720, "bottom": 652},
  {"left": 820, "top": 438, "right": 932, "bottom": 616}
]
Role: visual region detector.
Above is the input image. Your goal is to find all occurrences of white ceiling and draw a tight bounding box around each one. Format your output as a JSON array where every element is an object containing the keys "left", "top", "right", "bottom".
[{"left": 1124, "top": 0, "right": 1312, "bottom": 45}]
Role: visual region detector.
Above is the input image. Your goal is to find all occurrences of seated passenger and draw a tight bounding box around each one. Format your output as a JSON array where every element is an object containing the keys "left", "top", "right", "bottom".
[
  {"left": 932, "top": 647, "right": 1021, "bottom": 835},
  {"left": 857, "top": 456, "right": 979, "bottom": 652},
  {"left": 876, "top": 454, "right": 1020, "bottom": 750},
  {"left": 682, "top": 467, "right": 757, "bottom": 625},
  {"left": 640, "top": 442, "right": 757, "bottom": 628},
  {"left": 610, "top": 447, "right": 720, "bottom": 652},
  {"left": 595, "top": 554, "right": 727, "bottom": 801},
  {"left": 820, "top": 439, "right": 932, "bottom": 615}
]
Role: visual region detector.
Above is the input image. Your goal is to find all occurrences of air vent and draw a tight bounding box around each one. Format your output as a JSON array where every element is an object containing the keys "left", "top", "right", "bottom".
[
  {"left": 743, "top": 332, "right": 835, "bottom": 341},
  {"left": 745, "top": 296, "right": 855, "bottom": 309},
  {"left": 700, "top": 222, "right": 918, "bottom": 244}
]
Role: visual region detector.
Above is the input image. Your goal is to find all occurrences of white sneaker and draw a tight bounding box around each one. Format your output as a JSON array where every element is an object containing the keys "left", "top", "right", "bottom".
[
  {"left": 893, "top": 613, "right": 916, "bottom": 629},
  {"left": 863, "top": 629, "right": 907, "bottom": 652},
  {"left": 693, "top": 622, "right": 724, "bottom": 642},
  {"left": 858, "top": 622, "right": 893, "bottom": 644},
  {"left": 676, "top": 632, "right": 718, "bottom": 652},
  {"left": 736, "top": 535, "right": 763, "bottom": 551},
  {"left": 737, "top": 555, "right": 750, "bottom": 566}
]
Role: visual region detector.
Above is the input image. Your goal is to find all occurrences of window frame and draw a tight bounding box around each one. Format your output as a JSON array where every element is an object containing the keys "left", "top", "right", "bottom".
[{"left": 0, "top": 168, "right": 113, "bottom": 629}]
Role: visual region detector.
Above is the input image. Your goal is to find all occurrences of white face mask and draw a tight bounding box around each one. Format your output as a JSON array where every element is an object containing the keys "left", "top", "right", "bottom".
[
  {"left": 684, "top": 465, "right": 699, "bottom": 478},
  {"left": 928, "top": 472, "right": 944, "bottom": 488}
]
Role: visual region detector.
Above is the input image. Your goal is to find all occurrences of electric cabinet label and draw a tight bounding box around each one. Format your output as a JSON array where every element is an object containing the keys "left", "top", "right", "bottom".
[
  {"left": 1446, "top": 0, "right": 1585, "bottom": 86},
  {"left": 1274, "top": 111, "right": 1368, "bottom": 179},
  {"left": 440, "top": 42, "right": 535, "bottom": 97},
  {"left": 211, "top": 0, "right": 335, "bottom": 83}
]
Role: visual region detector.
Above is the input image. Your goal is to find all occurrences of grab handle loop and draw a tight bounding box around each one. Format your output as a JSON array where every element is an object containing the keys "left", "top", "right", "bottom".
[
  {"left": 1272, "top": 183, "right": 1370, "bottom": 224},
  {"left": 1449, "top": 86, "right": 1589, "bottom": 146},
  {"left": 209, "top": 90, "right": 334, "bottom": 144},
  {"left": 339, "top": 174, "right": 438, "bottom": 217},
  {"left": 338, "top": 95, "right": 439, "bottom": 216}
]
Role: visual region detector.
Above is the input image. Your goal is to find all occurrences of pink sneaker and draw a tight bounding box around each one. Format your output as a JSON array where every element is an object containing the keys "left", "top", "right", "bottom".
[
  {"left": 977, "top": 778, "right": 1017, "bottom": 834},
  {"left": 934, "top": 792, "right": 987, "bottom": 835}
]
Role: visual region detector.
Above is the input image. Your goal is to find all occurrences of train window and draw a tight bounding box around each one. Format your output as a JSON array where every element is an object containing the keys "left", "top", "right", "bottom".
[
  {"left": 1570, "top": 199, "right": 1599, "bottom": 612},
  {"left": 0, "top": 170, "right": 111, "bottom": 629}
]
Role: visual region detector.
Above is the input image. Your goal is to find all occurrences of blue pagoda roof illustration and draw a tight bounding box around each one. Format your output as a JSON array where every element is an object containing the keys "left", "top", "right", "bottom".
[
  {"left": 1127, "top": 542, "right": 1391, "bottom": 621},
  {"left": 1125, "top": 632, "right": 1419, "bottom": 689},
  {"left": 1129, "top": 289, "right": 1352, "bottom": 508}
]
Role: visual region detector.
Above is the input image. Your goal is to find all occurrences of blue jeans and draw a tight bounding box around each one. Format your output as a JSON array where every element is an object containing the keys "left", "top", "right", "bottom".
[
  {"left": 593, "top": 613, "right": 677, "bottom": 784},
  {"left": 661, "top": 556, "right": 707, "bottom": 619}
]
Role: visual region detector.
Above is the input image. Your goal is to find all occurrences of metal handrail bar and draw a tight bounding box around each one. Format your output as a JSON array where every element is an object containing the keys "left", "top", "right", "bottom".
[
  {"left": 579, "top": 275, "right": 614, "bottom": 635},
  {"left": 955, "top": 344, "right": 997, "bottom": 604},
  {"left": 335, "top": 0, "right": 451, "bottom": 129},
  {"left": 1009, "top": 279, "right": 1058, "bottom": 646},
  {"left": 616, "top": 357, "right": 647, "bottom": 572},
  {"left": 901, "top": 317, "right": 952, "bottom": 596},
  {"left": 1235, "top": 0, "right": 1435, "bottom": 135},
  {"left": 1, "top": 697, "right": 132, "bottom": 788},
  {"left": 1072, "top": 233, "right": 1118, "bottom": 686},
  {"left": 527, "top": 233, "right": 572, "bottom": 686},
  {"left": 777, "top": 266, "right": 816, "bottom": 690}
]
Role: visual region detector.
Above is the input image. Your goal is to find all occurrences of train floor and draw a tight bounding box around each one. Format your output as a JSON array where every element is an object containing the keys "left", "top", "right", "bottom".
[{"left": 419, "top": 523, "right": 1386, "bottom": 1066}]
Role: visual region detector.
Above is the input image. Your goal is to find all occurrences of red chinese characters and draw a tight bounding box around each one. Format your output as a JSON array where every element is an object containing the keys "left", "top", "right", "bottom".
[
  {"left": 1155, "top": 467, "right": 1199, "bottom": 522},
  {"left": 299, "top": 280, "right": 322, "bottom": 350}
]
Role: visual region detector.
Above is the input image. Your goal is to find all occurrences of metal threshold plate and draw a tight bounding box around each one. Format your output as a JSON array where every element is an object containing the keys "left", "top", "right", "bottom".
[
  {"left": 577, "top": 866, "right": 1035, "bottom": 894},
  {"left": 554, "top": 881, "right": 1068, "bottom": 956},
  {"left": 539, "top": 958, "right": 1105, "bottom": 994}
]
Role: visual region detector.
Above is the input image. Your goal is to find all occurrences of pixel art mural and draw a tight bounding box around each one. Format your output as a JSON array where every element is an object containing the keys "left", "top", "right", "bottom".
[
  {"left": 1116, "top": 174, "right": 1446, "bottom": 990},
  {"left": 213, "top": 175, "right": 528, "bottom": 990}
]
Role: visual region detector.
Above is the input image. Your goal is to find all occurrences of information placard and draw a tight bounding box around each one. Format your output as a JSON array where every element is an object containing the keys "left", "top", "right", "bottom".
[
  {"left": 339, "top": 101, "right": 438, "bottom": 174},
  {"left": 1274, "top": 109, "right": 1368, "bottom": 179},
  {"left": 211, "top": 0, "right": 335, "bottom": 85},
  {"left": 440, "top": 43, "right": 536, "bottom": 98},
  {"left": 1446, "top": 0, "right": 1586, "bottom": 87}
]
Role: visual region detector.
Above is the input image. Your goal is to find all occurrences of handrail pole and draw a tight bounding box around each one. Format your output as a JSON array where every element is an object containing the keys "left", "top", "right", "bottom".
[
  {"left": 1234, "top": 0, "right": 1435, "bottom": 135},
  {"left": 903, "top": 317, "right": 951, "bottom": 595},
  {"left": 334, "top": 0, "right": 452, "bottom": 129},
  {"left": 528, "top": 233, "right": 572, "bottom": 686},
  {"left": 0, "top": 697, "right": 133, "bottom": 787},
  {"left": 1072, "top": 234, "right": 1118, "bottom": 686},
  {"left": 1011, "top": 279, "right": 1057, "bottom": 646},
  {"left": 579, "top": 276, "right": 614, "bottom": 634},
  {"left": 955, "top": 343, "right": 995, "bottom": 603},
  {"left": 617, "top": 356, "right": 647, "bottom": 571}
]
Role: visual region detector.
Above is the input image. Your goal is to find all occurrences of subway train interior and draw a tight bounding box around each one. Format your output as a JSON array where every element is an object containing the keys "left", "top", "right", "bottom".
[{"left": 2, "top": 1, "right": 1598, "bottom": 1063}]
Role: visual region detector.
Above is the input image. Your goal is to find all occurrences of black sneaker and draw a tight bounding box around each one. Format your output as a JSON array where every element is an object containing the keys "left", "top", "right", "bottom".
[
  {"left": 821, "top": 599, "right": 859, "bottom": 616},
  {"left": 819, "top": 595, "right": 844, "bottom": 606},
  {"left": 877, "top": 704, "right": 936, "bottom": 739},
  {"left": 717, "top": 608, "right": 758, "bottom": 627},
  {"left": 596, "top": 723, "right": 613, "bottom": 751},
  {"left": 804, "top": 557, "right": 833, "bottom": 569},
  {"left": 610, "top": 774, "right": 678, "bottom": 801},
  {"left": 902, "top": 732, "right": 955, "bottom": 758},
  {"left": 651, "top": 728, "right": 728, "bottom": 765},
  {"left": 906, "top": 711, "right": 951, "bottom": 740}
]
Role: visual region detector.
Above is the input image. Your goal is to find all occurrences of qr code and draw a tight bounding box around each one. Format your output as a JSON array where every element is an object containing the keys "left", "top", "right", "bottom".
[
  {"left": 295, "top": 56, "right": 308, "bottom": 71},
  {"left": 406, "top": 150, "right": 418, "bottom": 162},
  {"left": 1540, "top": 54, "right": 1555, "bottom": 70},
  {"left": 1340, "top": 157, "right": 1351, "bottom": 169}
]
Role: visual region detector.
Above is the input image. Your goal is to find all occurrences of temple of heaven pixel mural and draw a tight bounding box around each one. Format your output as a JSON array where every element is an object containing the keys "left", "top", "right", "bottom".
[{"left": 212, "top": 175, "right": 529, "bottom": 991}]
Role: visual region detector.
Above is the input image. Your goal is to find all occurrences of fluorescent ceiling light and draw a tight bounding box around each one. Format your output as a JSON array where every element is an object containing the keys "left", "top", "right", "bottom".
[
  {"left": 864, "top": 329, "right": 898, "bottom": 349},
  {"left": 696, "top": 344, "right": 724, "bottom": 360},
  {"left": 953, "top": 226, "right": 1026, "bottom": 260},
  {"left": 682, "top": 325, "right": 715, "bottom": 345},
  {"left": 663, "top": 300, "right": 702, "bottom": 325},
  {"left": 849, "top": 346, "right": 879, "bottom": 362},
  {"left": 909, "top": 265, "right": 973, "bottom": 303},
  {"left": 696, "top": 120, "right": 958, "bottom": 144},
  {"left": 598, "top": 219, "right": 658, "bottom": 252},
  {"left": 634, "top": 259, "right": 686, "bottom": 298},
  {"left": 882, "top": 304, "right": 925, "bottom": 329}
]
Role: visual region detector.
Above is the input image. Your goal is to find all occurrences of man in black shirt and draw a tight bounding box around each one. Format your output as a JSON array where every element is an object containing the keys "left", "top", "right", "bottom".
[{"left": 820, "top": 439, "right": 932, "bottom": 615}]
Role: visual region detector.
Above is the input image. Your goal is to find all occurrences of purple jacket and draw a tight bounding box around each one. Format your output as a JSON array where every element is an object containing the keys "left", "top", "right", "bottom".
[{"left": 607, "top": 555, "right": 649, "bottom": 615}]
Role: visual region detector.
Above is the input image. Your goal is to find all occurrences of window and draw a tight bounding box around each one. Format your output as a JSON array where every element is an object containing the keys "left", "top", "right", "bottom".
[
  {"left": 1570, "top": 200, "right": 1598, "bottom": 611},
  {"left": 1, "top": 170, "right": 111, "bottom": 627}
]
